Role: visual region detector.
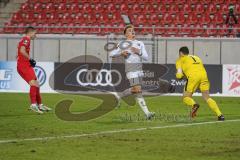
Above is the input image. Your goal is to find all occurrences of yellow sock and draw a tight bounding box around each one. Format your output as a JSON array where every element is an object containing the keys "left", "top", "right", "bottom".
[
  {"left": 183, "top": 97, "right": 196, "bottom": 107},
  {"left": 207, "top": 98, "right": 222, "bottom": 116}
]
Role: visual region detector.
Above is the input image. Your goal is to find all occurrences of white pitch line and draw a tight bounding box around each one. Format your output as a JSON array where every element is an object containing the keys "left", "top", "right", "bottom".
[{"left": 0, "top": 119, "right": 240, "bottom": 144}]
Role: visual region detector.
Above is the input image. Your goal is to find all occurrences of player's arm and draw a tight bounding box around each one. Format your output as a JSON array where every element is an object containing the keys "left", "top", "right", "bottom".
[
  {"left": 131, "top": 42, "right": 148, "bottom": 61},
  {"left": 175, "top": 58, "right": 184, "bottom": 79},
  {"left": 20, "top": 46, "right": 30, "bottom": 59}
]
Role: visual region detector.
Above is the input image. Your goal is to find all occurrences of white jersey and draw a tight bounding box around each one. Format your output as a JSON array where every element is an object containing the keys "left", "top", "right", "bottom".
[{"left": 110, "top": 39, "right": 149, "bottom": 79}]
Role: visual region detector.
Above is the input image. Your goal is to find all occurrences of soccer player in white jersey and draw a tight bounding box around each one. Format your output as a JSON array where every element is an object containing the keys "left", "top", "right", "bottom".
[{"left": 110, "top": 25, "right": 155, "bottom": 120}]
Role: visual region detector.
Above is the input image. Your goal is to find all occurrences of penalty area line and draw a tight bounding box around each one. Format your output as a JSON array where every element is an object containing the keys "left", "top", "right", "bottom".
[{"left": 0, "top": 119, "right": 240, "bottom": 144}]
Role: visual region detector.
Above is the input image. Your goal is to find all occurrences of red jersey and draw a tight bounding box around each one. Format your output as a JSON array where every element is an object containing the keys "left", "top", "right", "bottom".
[{"left": 17, "top": 36, "right": 31, "bottom": 66}]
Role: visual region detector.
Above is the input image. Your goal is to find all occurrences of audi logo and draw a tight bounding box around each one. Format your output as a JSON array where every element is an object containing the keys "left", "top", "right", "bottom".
[{"left": 76, "top": 69, "right": 122, "bottom": 87}]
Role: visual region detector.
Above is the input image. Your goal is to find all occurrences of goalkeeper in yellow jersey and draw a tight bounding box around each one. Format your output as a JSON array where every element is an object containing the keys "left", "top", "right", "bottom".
[{"left": 175, "top": 46, "right": 224, "bottom": 121}]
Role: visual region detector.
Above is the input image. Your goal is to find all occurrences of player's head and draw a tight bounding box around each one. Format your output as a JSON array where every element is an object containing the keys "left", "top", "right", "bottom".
[
  {"left": 25, "top": 26, "right": 37, "bottom": 40},
  {"left": 124, "top": 24, "right": 135, "bottom": 40},
  {"left": 179, "top": 46, "right": 189, "bottom": 56}
]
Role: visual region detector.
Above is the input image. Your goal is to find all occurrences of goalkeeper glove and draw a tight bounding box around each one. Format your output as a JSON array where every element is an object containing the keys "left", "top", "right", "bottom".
[{"left": 29, "top": 58, "right": 36, "bottom": 67}]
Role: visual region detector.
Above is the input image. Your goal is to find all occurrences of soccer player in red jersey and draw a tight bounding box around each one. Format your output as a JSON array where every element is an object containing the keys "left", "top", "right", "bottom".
[{"left": 17, "top": 26, "right": 51, "bottom": 114}]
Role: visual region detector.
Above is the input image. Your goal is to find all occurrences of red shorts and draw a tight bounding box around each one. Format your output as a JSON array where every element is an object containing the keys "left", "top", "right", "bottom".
[{"left": 17, "top": 64, "right": 37, "bottom": 83}]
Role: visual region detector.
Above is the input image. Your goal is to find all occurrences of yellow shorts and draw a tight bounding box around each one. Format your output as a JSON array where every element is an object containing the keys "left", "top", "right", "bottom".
[{"left": 184, "top": 75, "right": 210, "bottom": 93}]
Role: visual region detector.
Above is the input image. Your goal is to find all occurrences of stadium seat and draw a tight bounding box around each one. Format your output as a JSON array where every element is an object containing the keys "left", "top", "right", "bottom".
[
  {"left": 186, "top": 13, "right": 198, "bottom": 25},
  {"left": 168, "top": 5, "right": 179, "bottom": 14},
  {"left": 206, "top": 3, "right": 217, "bottom": 15},
  {"left": 212, "top": 13, "right": 224, "bottom": 25},
  {"left": 162, "top": 14, "right": 173, "bottom": 25},
  {"left": 199, "top": 14, "right": 211, "bottom": 25},
  {"left": 181, "top": 4, "right": 192, "bottom": 14},
  {"left": 174, "top": 13, "right": 185, "bottom": 25},
  {"left": 200, "top": 0, "right": 212, "bottom": 5},
  {"left": 194, "top": 4, "right": 204, "bottom": 15},
  {"left": 3, "top": 0, "right": 240, "bottom": 37}
]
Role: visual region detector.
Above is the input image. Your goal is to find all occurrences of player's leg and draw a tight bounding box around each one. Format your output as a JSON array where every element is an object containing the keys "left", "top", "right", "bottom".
[
  {"left": 30, "top": 79, "right": 51, "bottom": 112},
  {"left": 130, "top": 77, "right": 154, "bottom": 119},
  {"left": 200, "top": 81, "right": 224, "bottom": 121},
  {"left": 28, "top": 79, "right": 44, "bottom": 114},
  {"left": 183, "top": 78, "right": 200, "bottom": 118},
  {"left": 132, "top": 85, "right": 154, "bottom": 119}
]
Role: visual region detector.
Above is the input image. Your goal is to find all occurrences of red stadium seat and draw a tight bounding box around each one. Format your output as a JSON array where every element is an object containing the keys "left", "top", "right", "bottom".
[
  {"left": 218, "top": 24, "right": 228, "bottom": 37},
  {"left": 200, "top": 0, "right": 211, "bottom": 5},
  {"left": 189, "top": 0, "right": 199, "bottom": 5},
  {"left": 236, "top": 4, "right": 240, "bottom": 14},
  {"left": 132, "top": 4, "right": 142, "bottom": 13},
  {"left": 192, "top": 24, "right": 204, "bottom": 36},
  {"left": 219, "top": 4, "right": 229, "bottom": 15},
  {"left": 45, "top": 3, "right": 55, "bottom": 13},
  {"left": 150, "top": 14, "right": 159, "bottom": 25},
  {"left": 194, "top": 4, "right": 204, "bottom": 15},
  {"left": 179, "top": 24, "right": 191, "bottom": 36},
  {"left": 11, "top": 13, "right": 22, "bottom": 23},
  {"left": 186, "top": 13, "right": 198, "bottom": 25},
  {"left": 174, "top": 13, "right": 185, "bottom": 25},
  {"left": 162, "top": 14, "right": 173, "bottom": 25},
  {"left": 33, "top": 3, "right": 42, "bottom": 12},
  {"left": 175, "top": 0, "right": 186, "bottom": 5},
  {"left": 206, "top": 24, "right": 218, "bottom": 36},
  {"left": 199, "top": 14, "right": 211, "bottom": 25},
  {"left": 157, "top": 5, "right": 167, "bottom": 14},
  {"left": 57, "top": 3, "right": 67, "bottom": 13},
  {"left": 24, "top": 12, "right": 35, "bottom": 23},
  {"left": 225, "top": 0, "right": 237, "bottom": 5},
  {"left": 206, "top": 3, "right": 217, "bottom": 15},
  {"left": 181, "top": 4, "right": 192, "bottom": 14},
  {"left": 120, "top": 4, "right": 129, "bottom": 14},
  {"left": 212, "top": 13, "right": 224, "bottom": 25},
  {"left": 107, "top": 3, "right": 117, "bottom": 13},
  {"left": 168, "top": 5, "right": 179, "bottom": 14},
  {"left": 213, "top": 0, "right": 224, "bottom": 5}
]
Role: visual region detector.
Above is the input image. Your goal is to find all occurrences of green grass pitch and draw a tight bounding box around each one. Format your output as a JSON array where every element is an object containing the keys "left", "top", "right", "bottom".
[{"left": 0, "top": 93, "right": 240, "bottom": 160}]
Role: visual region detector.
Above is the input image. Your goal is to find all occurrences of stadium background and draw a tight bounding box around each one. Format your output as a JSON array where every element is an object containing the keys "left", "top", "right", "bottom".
[{"left": 0, "top": 1, "right": 240, "bottom": 160}]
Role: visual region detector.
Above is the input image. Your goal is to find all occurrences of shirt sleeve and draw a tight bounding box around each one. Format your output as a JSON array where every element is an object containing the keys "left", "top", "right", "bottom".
[
  {"left": 175, "top": 58, "right": 184, "bottom": 79},
  {"left": 139, "top": 42, "right": 148, "bottom": 61},
  {"left": 109, "top": 43, "right": 122, "bottom": 58},
  {"left": 20, "top": 38, "right": 30, "bottom": 48}
]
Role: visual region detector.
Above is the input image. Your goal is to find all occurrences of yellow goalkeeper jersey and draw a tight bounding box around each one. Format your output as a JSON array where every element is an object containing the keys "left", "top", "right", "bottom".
[{"left": 175, "top": 55, "right": 207, "bottom": 79}]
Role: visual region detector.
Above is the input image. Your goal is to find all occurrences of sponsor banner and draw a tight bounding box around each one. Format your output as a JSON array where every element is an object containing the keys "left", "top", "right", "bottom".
[
  {"left": 53, "top": 62, "right": 171, "bottom": 93},
  {"left": 223, "top": 64, "right": 240, "bottom": 96},
  {"left": 161, "top": 64, "right": 222, "bottom": 94},
  {"left": 53, "top": 62, "right": 221, "bottom": 94},
  {"left": 0, "top": 61, "right": 54, "bottom": 93}
]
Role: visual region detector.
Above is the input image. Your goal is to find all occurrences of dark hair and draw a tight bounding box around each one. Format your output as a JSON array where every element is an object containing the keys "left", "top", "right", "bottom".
[
  {"left": 179, "top": 46, "right": 189, "bottom": 55},
  {"left": 25, "top": 26, "right": 36, "bottom": 34},
  {"left": 123, "top": 24, "right": 134, "bottom": 35}
]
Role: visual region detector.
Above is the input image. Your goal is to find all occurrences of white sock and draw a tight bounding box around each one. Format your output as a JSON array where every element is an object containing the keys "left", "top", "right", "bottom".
[
  {"left": 31, "top": 103, "right": 37, "bottom": 106},
  {"left": 135, "top": 94, "right": 150, "bottom": 116}
]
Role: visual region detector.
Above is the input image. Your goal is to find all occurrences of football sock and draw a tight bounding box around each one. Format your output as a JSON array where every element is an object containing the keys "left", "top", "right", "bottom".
[
  {"left": 135, "top": 93, "right": 150, "bottom": 116},
  {"left": 30, "top": 86, "right": 37, "bottom": 104},
  {"left": 36, "top": 87, "right": 42, "bottom": 105},
  {"left": 183, "top": 97, "right": 196, "bottom": 107},
  {"left": 207, "top": 98, "right": 222, "bottom": 116}
]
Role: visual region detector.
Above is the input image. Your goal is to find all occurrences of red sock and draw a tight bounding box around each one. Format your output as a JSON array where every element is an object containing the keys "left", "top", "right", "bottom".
[
  {"left": 36, "top": 87, "right": 42, "bottom": 105},
  {"left": 30, "top": 86, "right": 37, "bottom": 104}
]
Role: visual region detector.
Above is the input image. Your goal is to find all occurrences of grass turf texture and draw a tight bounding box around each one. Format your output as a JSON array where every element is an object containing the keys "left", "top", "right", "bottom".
[{"left": 0, "top": 93, "right": 240, "bottom": 160}]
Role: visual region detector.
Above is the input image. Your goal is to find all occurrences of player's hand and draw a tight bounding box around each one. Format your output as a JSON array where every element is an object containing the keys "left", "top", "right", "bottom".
[
  {"left": 121, "top": 51, "right": 130, "bottom": 58},
  {"left": 29, "top": 58, "right": 36, "bottom": 67},
  {"left": 131, "top": 47, "right": 140, "bottom": 55}
]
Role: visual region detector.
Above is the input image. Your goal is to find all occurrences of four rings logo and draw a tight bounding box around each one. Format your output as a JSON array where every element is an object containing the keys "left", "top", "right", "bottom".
[
  {"left": 34, "top": 66, "right": 47, "bottom": 87},
  {"left": 76, "top": 69, "right": 122, "bottom": 87}
]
